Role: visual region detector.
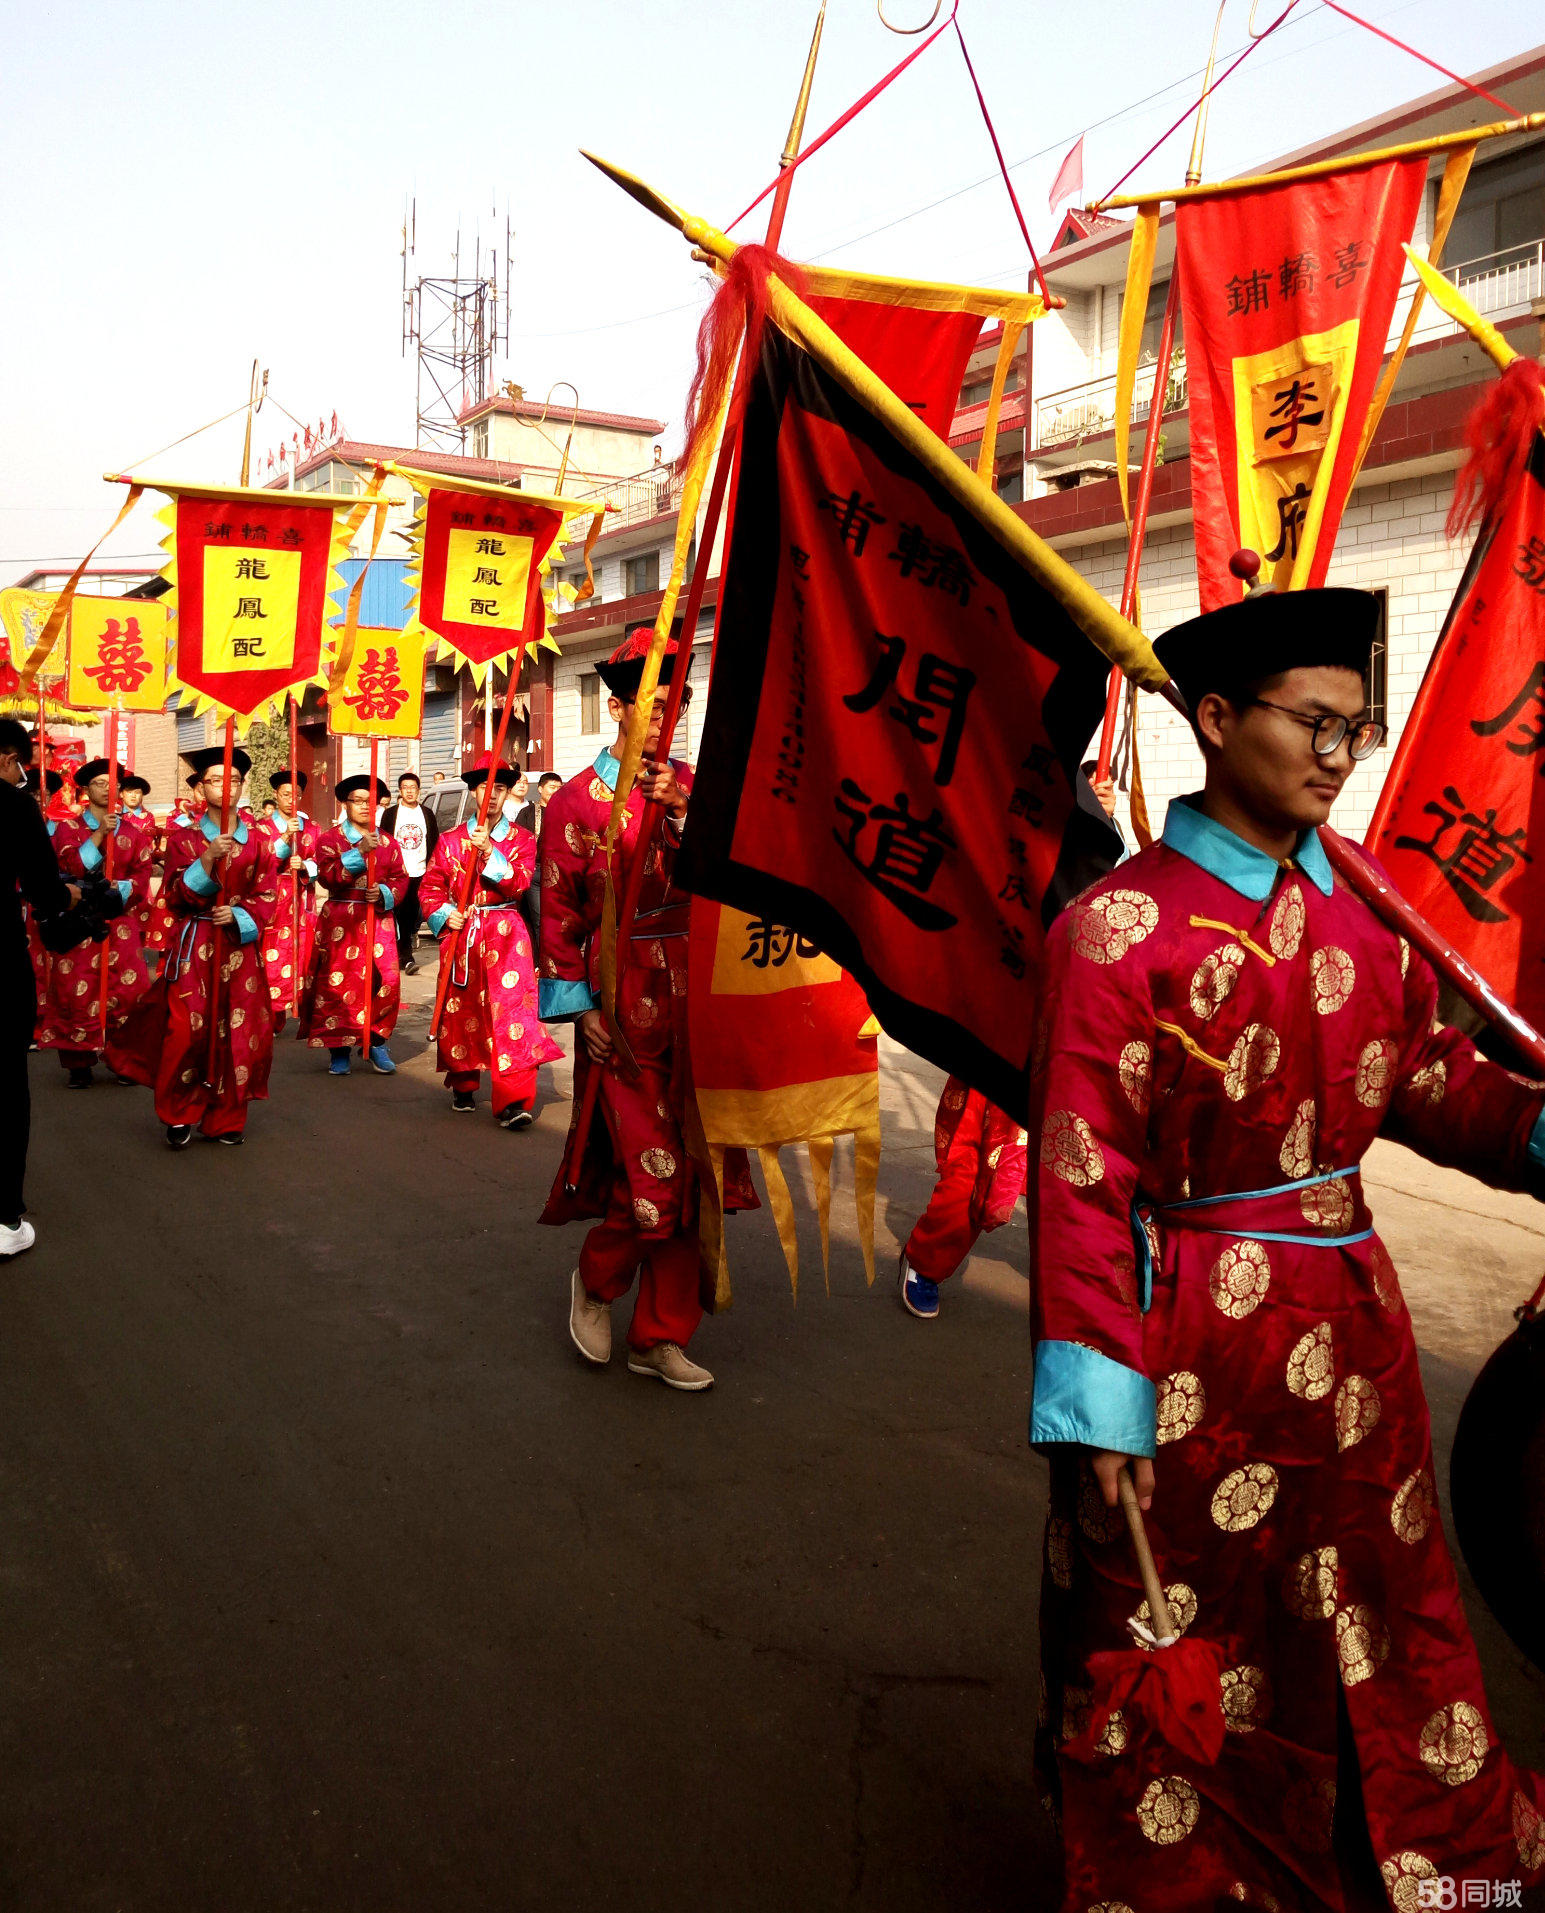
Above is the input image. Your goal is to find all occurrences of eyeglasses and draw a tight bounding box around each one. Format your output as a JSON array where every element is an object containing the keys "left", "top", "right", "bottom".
[
  {"left": 626, "top": 685, "right": 693, "bottom": 710},
  {"left": 1249, "top": 697, "right": 1386, "bottom": 761}
]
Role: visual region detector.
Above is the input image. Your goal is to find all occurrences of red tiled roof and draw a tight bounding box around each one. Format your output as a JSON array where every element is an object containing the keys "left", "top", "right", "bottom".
[
  {"left": 271, "top": 439, "right": 528, "bottom": 489},
  {"left": 550, "top": 580, "right": 719, "bottom": 642},
  {"left": 949, "top": 390, "right": 1027, "bottom": 448},
  {"left": 458, "top": 394, "right": 668, "bottom": 435}
]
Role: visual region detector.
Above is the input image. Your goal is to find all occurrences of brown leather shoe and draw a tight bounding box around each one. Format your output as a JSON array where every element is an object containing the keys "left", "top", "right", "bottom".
[
  {"left": 569, "top": 1268, "right": 612, "bottom": 1366},
  {"left": 626, "top": 1342, "right": 713, "bottom": 1392}
]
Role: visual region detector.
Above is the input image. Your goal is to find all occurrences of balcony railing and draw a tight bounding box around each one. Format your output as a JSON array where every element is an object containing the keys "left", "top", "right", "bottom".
[
  {"left": 1401, "top": 237, "right": 1543, "bottom": 346},
  {"left": 573, "top": 466, "right": 685, "bottom": 530},
  {"left": 1033, "top": 356, "right": 1189, "bottom": 451}
]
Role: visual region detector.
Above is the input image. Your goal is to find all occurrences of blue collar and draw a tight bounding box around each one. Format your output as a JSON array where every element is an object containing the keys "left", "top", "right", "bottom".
[
  {"left": 491, "top": 815, "right": 512, "bottom": 842},
  {"left": 84, "top": 806, "right": 120, "bottom": 833},
  {"left": 200, "top": 810, "right": 249, "bottom": 847},
  {"left": 1163, "top": 793, "right": 1334, "bottom": 901},
  {"left": 342, "top": 819, "right": 363, "bottom": 845},
  {"left": 592, "top": 749, "right": 621, "bottom": 792}
]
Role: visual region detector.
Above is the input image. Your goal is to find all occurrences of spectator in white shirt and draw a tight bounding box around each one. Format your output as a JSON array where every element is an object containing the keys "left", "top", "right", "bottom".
[{"left": 378, "top": 772, "right": 438, "bottom": 975}]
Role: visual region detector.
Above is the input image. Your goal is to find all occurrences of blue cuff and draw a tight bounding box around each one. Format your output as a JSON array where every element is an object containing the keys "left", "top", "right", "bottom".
[
  {"left": 341, "top": 847, "right": 366, "bottom": 875},
  {"left": 427, "top": 904, "right": 451, "bottom": 936},
  {"left": 303, "top": 860, "right": 318, "bottom": 880},
  {"left": 485, "top": 845, "right": 513, "bottom": 883},
  {"left": 79, "top": 838, "right": 103, "bottom": 872},
  {"left": 276, "top": 838, "right": 293, "bottom": 861},
  {"left": 1029, "top": 1341, "right": 1156, "bottom": 1458},
  {"left": 377, "top": 883, "right": 396, "bottom": 913},
  {"left": 1527, "top": 1105, "right": 1545, "bottom": 1198},
  {"left": 183, "top": 860, "right": 219, "bottom": 900},
  {"left": 231, "top": 907, "right": 259, "bottom": 946},
  {"left": 540, "top": 977, "right": 597, "bottom": 1021},
  {"left": 115, "top": 880, "right": 133, "bottom": 906}
]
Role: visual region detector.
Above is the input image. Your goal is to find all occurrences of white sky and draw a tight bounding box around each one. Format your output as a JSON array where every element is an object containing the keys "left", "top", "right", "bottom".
[{"left": 2, "top": 0, "right": 1538, "bottom": 576}]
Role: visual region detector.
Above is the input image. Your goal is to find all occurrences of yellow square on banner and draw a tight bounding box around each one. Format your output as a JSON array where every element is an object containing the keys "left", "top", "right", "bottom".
[
  {"left": 442, "top": 527, "right": 534, "bottom": 627},
  {"left": 202, "top": 546, "right": 301, "bottom": 672},
  {"left": 710, "top": 902, "right": 842, "bottom": 997}
]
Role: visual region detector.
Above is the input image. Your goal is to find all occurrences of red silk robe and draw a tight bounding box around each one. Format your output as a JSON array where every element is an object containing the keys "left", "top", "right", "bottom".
[
  {"left": 256, "top": 813, "right": 320, "bottom": 1028},
  {"left": 44, "top": 813, "right": 155, "bottom": 1063},
  {"left": 538, "top": 755, "right": 756, "bottom": 1331},
  {"left": 904, "top": 1078, "right": 1028, "bottom": 1283},
  {"left": 125, "top": 811, "right": 175, "bottom": 956},
  {"left": 298, "top": 826, "right": 407, "bottom": 1050},
  {"left": 118, "top": 814, "right": 279, "bottom": 1135},
  {"left": 1029, "top": 800, "right": 1545, "bottom": 1910},
  {"left": 419, "top": 818, "right": 560, "bottom": 1109}
]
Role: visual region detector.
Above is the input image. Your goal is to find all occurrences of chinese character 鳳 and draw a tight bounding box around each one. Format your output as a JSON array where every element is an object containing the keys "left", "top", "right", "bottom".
[
  {"left": 819, "top": 488, "right": 887, "bottom": 558},
  {"left": 476, "top": 537, "right": 506, "bottom": 556},
  {"left": 1330, "top": 240, "right": 1370, "bottom": 288},
  {"left": 234, "top": 596, "right": 268, "bottom": 620},
  {"left": 842, "top": 631, "right": 977, "bottom": 786},
  {"left": 1263, "top": 378, "right": 1326, "bottom": 452},
  {"left": 1393, "top": 784, "right": 1532, "bottom": 924},
  {"left": 1471, "top": 661, "right": 1545, "bottom": 757},
  {"left": 235, "top": 557, "right": 270, "bottom": 581},
  {"left": 741, "top": 918, "right": 821, "bottom": 969},
  {"left": 832, "top": 779, "right": 959, "bottom": 932},
  {"left": 887, "top": 523, "right": 976, "bottom": 606},
  {"left": 472, "top": 566, "right": 502, "bottom": 586},
  {"left": 1515, "top": 534, "right": 1545, "bottom": 592},
  {"left": 1224, "top": 269, "right": 1271, "bottom": 318},
  {"left": 1264, "top": 482, "right": 1314, "bottom": 563},
  {"left": 1279, "top": 252, "right": 1317, "bottom": 299}
]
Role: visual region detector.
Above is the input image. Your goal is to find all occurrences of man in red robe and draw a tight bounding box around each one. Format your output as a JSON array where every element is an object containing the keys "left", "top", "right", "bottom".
[
  {"left": 419, "top": 761, "right": 560, "bottom": 1126},
  {"left": 1030, "top": 585, "right": 1545, "bottom": 1909},
  {"left": 256, "top": 768, "right": 320, "bottom": 1031},
  {"left": 539, "top": 634, "right": 755, "bottom": 1393},
  {"left": 898, "top": 1082, "right": 1028, "bottom": 1319},
  {"left": 44, "top": 757, "right": 154, "bottom": 1086},
  {"left": 298, "top": 774, "right": 404, "bottom": 1077},
  {"left": 137, "top": 745, "right": 279, "bottom": 1149}
]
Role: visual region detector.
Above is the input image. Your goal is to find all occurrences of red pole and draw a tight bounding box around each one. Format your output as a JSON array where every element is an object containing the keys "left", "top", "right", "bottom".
[
  {"left": 1095, "top": 272, "right": 1182, "bottom": 781},
  {"left": 97, "top": 709, "right": 119, "bottom": 1051},
  {"left": 361, "top": 737, "right": 379, "bottom": 1060},
  {"left": 289, "top": 693, "right": 303, "bottom": 1016},
  {"left": 202, "top": 716, "right": 236, "bottom": 1092},
  {"left": 429, "top": 672, "right": 519, "bottom": 1043}
]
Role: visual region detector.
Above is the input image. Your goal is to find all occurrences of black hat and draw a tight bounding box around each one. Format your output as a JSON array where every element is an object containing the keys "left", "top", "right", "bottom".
[
  {"left": 183, "top": 744, "right": 253, "bottom": 779},
  {"left": 595, "top": 627, "right": 687, "bottom": 701},
  {"left": 336, "top": 774, "right": 389, "bottom": 801},
  {"left": 463, "top": 763, "right": 520, "bottom": 791},
  {"left": 122, "top": 773, "right": 151, "bottom": 796},
  {"left": 270, "top": 768, "right": 308, "bottom": 791},
  {"left": 27, "top": 769, "right": 63, "bottom": 796},
  {"left": 1153, "top": 584, "right": 1379, "bottom": 716},
  {"left": 74, "top": 758, "right": 127, "bottom": 790}
]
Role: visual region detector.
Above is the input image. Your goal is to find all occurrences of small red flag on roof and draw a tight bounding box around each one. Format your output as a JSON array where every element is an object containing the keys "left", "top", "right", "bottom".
[{"left": 1049, "top": 134, "right": 1083, "bottom": 212}]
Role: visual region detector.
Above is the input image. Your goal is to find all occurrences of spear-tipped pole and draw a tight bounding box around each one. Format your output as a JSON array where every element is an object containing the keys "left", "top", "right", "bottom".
[
  {"left": 361, "top": 737, "right": 379, "bottom": 1061},
  {"left": 96, "top": 708, "right": 121, "bottom": 1052},
  {"left": 288, "top": 692, "right": 303, "bottom": 1016},
  {"left": 202, "top": 716, "right": 236, "bottom": 1092}
]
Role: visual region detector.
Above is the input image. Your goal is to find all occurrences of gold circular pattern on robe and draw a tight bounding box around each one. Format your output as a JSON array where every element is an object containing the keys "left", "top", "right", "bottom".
[
  {"left": 541, "top": 956, "right": 558, "bottom": 978},
  {"left": 1211, "top": 1463, "right": 1279, "bottom": 1532},
  {"left": 1287, "top": 1321, "right": 1336, "bottom": 1401},
  {"left": 1369, "top": 1239, "right": 1403, "bottom": 1314},
  {"left": 656, "top": 1100, "right": 672, "bottom": 1122},
  {"left": 1040, "top": 1109, "right": 1106, "bottom": 1188},
  {"left": 1093, "top": 1709, "right": 1128, "bottom": 1757},
  {"left": 542, "top": 859, "right": 562, "bottom": 890},
  {"left": 190, "top": 1013, "right": 205, "bottom": 1033},
  {"left": 1284, "top": 1776, "right": 1337, "bottom": 1853},
  {"left": 1227, "top": 1887, "right": 1285, "bottom": 1912},
  {"left": 509, "top": 1022, "right": 524, "bottom": 1041},
  {"left": 1283, "top": 1545, "right": 1339, "bottom": 1621},
  {"left": 1391, "top": 1468, "right": 1437, "bottom": 1545},
  {"left": 345, "top": 945, "right": 360, "bottom": 961},
  {"left": 1335, "top": 1603, "right": 1391, "bottom": 1685},
  {"left": 1076, "top": 1469, "right": 1124, "bottom": 1544},
  {"left": 1045, "top": 1514, "right": 1073, "bottom": 1590},
  {"left": 1269, "top": 884, "right": 1305, "bottom": 961},
  {"left": 451, "top": 1044, "right": 467, "bottom": 1060},
  {"left": 1299, "top": 1176, "right": 1353, "bottom": 1232},
  {"left": 1335, "top": 1376, "right": 1381, "bottom": 1451},
  {"left": 1068, "top": 888, "right": 1159, "bottom": 965},
  {"left": 632, "top": 1197, "right": 661, "bottom": 1229},
  {"left": 498, "top": 1053, "right": 511, "bottom": 1070},
  {"left": 1136, "top": 1774, "right": 1199, "bottom": 1846},
  {"left": 942, "top": 1082, "right": 967, "bottom": 1114},
  {"left": 564, "top": 821, "right": 588, "bottom": 856},
  {"left": 1117, "top": 1041, "right": 1152, "bottom": 1115},
  {"left": 1310, "top": 946, "right": 1356, "bottom": 1014},
  {"left": 641, "top": 1148, "right": 677, "bottom": 1181},
  {"left": 1190, "top": 943, "right": 1245, "bottom": 1019},
  {"left": 1224, "top": 1023, "right": 1280, "bottom": 1101},
  {"left": 1085, "top": 1904, "right": 1136, "bottom": 1913},
  {"left": 1408, "top": 1058, "right": 1447, "bottom": 1107},
  {"left": 1513, "top": 1790, "right": 1545, "bottom": 1870},
  {"left": 1279, "top": 1100, "right": 1316, "bottom": 1178},
  {"left": 180, "top": 1067, "right": 196, "bottom": 1085},
  {"left": 1210, "top": 1239, "right": 1272, "bottom": 1319},
  {"left": 234, "top": 1065, "right": 249, "bottom": 1086},
  {"left": 501, "top": 970, "right": 518, "bottom": 989},
  {"left": 281, "top": 963, "right": 292, "bottom": 979},
  {"left": 329, "top": 970, "right": 345, "bottom": 986},
  {"left": 629, "top": 995, "right": 661, "bottom": 1029},
  {"left": 230, "top": 1008, "right": 245, "bottom": 1029},
  {"left": 331, "top": 926, "right": 344, "bottom": 943},
  {"left": 588, "top": 777, "right": 614, "bottom": 804},
  {"left": 466, "top": 1015, "right": 481, "bottom": 1033},
  {"left": 986, "top": 1143, "right": 1004, "bottom": 1170},
  {"left": 1380, "top": 1853, "right": 1440, "bottom": 1913},
  {"left": 1355, "top": 1038, "right": 1399, "bottom": 1109},
  {"left": 1155, "top": 1371, "right": 1206, "bottom": 1444},
  {"left": 1419, "top": 1701, "right": 1488, "bottom": 1786},
  {"left": 1220, "top": 1664, "right": 1273, "bottom": 1734},
  {"left": 1130, "top": 1581, "right": 1198, "bottom": 1643}
]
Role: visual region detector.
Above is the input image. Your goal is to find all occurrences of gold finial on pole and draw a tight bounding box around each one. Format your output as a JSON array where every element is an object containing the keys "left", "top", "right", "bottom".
[
  {"left": 782, "top": 1, "right": 827, "bottom": 168},
  {"left": 1185, "top": 0, "right": 1230, "bottom": 187},
  {"left": 240, "top": 359, "right": 267, "bottom": 487}
]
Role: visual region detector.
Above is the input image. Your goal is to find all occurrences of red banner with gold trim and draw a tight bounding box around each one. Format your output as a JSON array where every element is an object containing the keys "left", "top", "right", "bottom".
[{"left": 411, "top": 486, "right": 568, "bottom": 670}]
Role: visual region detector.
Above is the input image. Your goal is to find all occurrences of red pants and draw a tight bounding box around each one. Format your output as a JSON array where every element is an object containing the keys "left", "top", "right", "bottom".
[
  {"left": 903, "top": 1145, "right": 982, "bottom": 1283},
  {"left": 578, "top": 1176, "right": 701, "bottom": 1353},
  {"left": 447, "top": 1066, "right": 535, "bottom": 1109}
]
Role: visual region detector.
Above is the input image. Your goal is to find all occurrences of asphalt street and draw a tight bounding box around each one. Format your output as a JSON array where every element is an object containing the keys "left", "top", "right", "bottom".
[{"left": 6, "top": 960, "right": 1545, "bottom": 1910}]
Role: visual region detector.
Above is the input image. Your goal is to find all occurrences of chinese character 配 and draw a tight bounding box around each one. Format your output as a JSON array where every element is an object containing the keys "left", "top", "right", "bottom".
[
  {"left": 1393, "top": 784, "right": 1532, "bottom": 924},
  {"left": 832, "top": 780, "right": 959, "bottom": 932},
  {"left": 468, "top": 597, "right": 497, "bottom": 616}
]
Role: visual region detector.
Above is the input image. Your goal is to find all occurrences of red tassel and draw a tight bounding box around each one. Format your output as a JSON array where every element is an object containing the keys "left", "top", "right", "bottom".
[
  {"left": 680, "top": 243, "right": 808, "bottom": 477},
  {"left": 1447, "top": 357, "right": 1545, "bottom": 539},
  {"left": 1063, "top": 1637, "right": 1227, "bottom": 1767}
]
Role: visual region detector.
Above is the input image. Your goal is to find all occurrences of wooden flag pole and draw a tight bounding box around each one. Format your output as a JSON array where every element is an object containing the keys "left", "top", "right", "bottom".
[
  {"left": 96, "top": 708, "right": 120, "bottom": 1052},
  {"left": 361, "top": 736, "right": 380, "bottom": 1061},
  {"left": 562, "top": 6, "right": 824, "bottom": 1194},
  {"left": 202, "top": 715, "right": 236, "bottom": 1093},
  {"left": 288, "top": 692, "right": 303, "bottom": 1016}
]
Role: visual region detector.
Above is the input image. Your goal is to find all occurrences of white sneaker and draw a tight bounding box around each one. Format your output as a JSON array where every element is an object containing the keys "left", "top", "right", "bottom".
[
  {"left": 569, "top": 1268, "right": 612, "bottom": 1365},
  {"left": 627, "top": 1342, "right": 714, "bottom": 1391},
  {"left": 0, "top": 1219, "right": 36, "bottom": 1258}
]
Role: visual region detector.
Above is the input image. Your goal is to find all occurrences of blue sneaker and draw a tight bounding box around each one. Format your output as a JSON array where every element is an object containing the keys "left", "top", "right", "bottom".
[
  {"left": 368, "top": 1041, "right": 396, "bottom": 1075},
  {"left": 328, "top": 1050, "right": 351, "bottom": 1077},
  {"left": 899, "top": 1254, "right": 940, "bottom": 1320}
]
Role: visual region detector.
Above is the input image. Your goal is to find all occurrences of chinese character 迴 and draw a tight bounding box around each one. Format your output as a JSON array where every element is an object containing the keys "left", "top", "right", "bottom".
[
  {"left": 832, "top": 780, "right": 959, "bottom": 931},
  {"left": 1279, "top": 252, "right": 1317, "bottom": 299},
  {"left": 741, "top": 918, "right": 821, "bottom": 969},
  {"left": 234, "top": 596, "right": 268, "bottom": 619},
  {"left": 842, "top": 631, "right": 976, "bottom": 786},
  {"left": 1330, "top": 240, "right": 1370, "bottom": 288},
  {"left": 1515, "top": 534, "right": 1545, "bottom": 592},
  {"left": 234, "top": 556, "right": 270, "bottom": 581},
  {"left": 82, "top": 617, "right": 152, "bottom": 695},
  {"left": 1263, "top": 377, "right": 1326, "bottom": 452},
  {"left": 819, "top": 488, "right": 887, "bottom": 557},
  {"left": 476, "top": 537, "right": 506, "bottom": 556},
  {"left": 1394, "top": 784, "right": 1532, "bottom": 924},
  {"left": 1471, "top": 661, "right": 1545, "bottom": 756},
  {"left": 887, "top": 523, "right": 976, "bottom": 606},
  {"left": 1264, "top": 482, "right": 1314, "bottom": 563},
  {"left": 342, "top": 646, "right": 409, "bottom": 723},
  {"left": 1224, "top": 269, "right": 1271, "bottom": 318}
]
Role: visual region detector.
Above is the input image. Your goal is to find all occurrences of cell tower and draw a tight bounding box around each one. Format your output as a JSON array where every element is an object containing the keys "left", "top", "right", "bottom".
[{"left": 401, "top": 198, "right": 512, "bottom": 452}]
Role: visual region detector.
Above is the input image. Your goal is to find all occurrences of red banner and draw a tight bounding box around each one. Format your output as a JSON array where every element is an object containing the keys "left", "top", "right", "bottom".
[
  {"left": 1367, "top": 431, "right": 1545, "bottom": 1030},
  {"left": 1176, "top": 158, "right": 1426, "bottom": 609},
  {"left": 170, "top": 495, "right": 341, "bottom": 719},
  {"left": 804, "top": 296, "right": 985, "bottom": 443},
  {"left": 415, "top": 487, "right": 566, "bottom": 668}
]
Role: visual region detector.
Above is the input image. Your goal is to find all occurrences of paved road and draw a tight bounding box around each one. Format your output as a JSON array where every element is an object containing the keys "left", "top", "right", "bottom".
[{"left": 6, "top": 964, "right": 1545, "bottom": 1910}]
